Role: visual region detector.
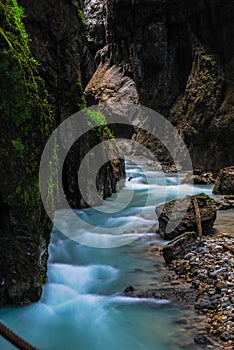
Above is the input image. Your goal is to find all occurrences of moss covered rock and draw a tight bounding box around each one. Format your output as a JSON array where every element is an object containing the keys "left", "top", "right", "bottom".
[
  {"left": 0, "top": 0, "right": 55, "bottom": 307},
  {"left": 0, "top": 0, "right": 125, "bottom": 307}
]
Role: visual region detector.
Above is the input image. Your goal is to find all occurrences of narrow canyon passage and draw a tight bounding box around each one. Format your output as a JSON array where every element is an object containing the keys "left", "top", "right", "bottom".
[{"left": 0, "top": 159, "right": 218, "bottom": 350}]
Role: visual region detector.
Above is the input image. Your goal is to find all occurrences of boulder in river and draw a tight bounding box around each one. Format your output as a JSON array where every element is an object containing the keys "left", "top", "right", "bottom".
[
  {"left": 182, "top": 171, "right": 215, "bottom": 185},
  {"left": 213, "top": 166, "right": 234, "bottom": 195},
  {"left": 216, "top": 196, "right": 234, "bottom": 210},
  {"left": 156, "top": 194, "right": 217, "bottom": 240}
]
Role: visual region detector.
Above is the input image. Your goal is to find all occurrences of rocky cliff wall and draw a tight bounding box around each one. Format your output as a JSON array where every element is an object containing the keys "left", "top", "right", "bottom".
[
  {"left": 0, "top": 0, "right": 125, "bottom": 307},
  {"left": 83, "top": 0, "right": 234, "bottom": 171},
  {"left": 0, "top": 0, "right": 54, "bottom": 306},
  {"left": 19, "top": 0, "right": 125, "bottom": 205}
]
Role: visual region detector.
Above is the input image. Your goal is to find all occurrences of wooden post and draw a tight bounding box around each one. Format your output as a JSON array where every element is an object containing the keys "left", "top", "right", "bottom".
[{"left": 192, "top": 196, "right": 203, "bottom": 240}]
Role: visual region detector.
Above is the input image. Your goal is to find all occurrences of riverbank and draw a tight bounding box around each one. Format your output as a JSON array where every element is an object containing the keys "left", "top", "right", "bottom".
[
  {"left": 125, "top": 230, "right": 234, "bottom": 349},
  {"left": 121, "top": 156, "right": 234, "bottom": 348},
  {"left": 0, "top": 156, "right": 232, "bottom": 350},
  {"left": 166, "top": 232, "right": 234, "bottom": 349},
  {"left": 0, "top": 160, "right": 209, "bottom": 350}
]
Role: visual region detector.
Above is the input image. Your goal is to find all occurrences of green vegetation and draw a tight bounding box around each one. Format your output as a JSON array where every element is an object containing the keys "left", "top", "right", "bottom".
[
  {"left": 76, "top": 78, "right": 86, "bottom": 110},
  {"left": 191, "top": 46, "right": 224, "bottom": 104},
  {"left": 11, "top": 138, "right": 24, "bottom": 158},
  {"left": 185, "top": 231, "right": 197, "bottom": 236},
  {"left": 224, "top": 195, "right": 234, "bottom": 200},
  {"left": 194, "top": 193, "right": 209, "bottom": 199},
  {"left": 0, "top": 1, "right": 111, "bottom": 227},
  {"left": 76, "top": 1, "right": 87, "bottom": 26},
  {"left": 47, "top": 138, "right": 59, "bottom": 216},
  {"left": 38, "top": 275, "right": 44, "bottom": 296},
  {"left": 86, "top": 110, "right": 114, "bottom": 140},
  {"left": 0, "top": 0, "right": 55, "bottom": 223},
  {"left": 89, "top": 151, "right": 95, "bottom": 159}
]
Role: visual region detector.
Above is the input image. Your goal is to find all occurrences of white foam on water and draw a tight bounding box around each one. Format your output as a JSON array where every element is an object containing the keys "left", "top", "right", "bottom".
[
  {"left": 0, "top": 160, "right": 213, "bottom": 350},
  {"left": 48, "top": 263, "right": 119, "bottom": 293},
  {"left": 41, "top": 283, "right": 78, "bottom": 306},
  {"left": 110, "top": 296, "right": 171, "bottom": 305}
]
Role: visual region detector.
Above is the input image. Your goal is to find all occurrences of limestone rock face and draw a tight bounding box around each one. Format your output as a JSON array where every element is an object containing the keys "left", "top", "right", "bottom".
[
  {"left": 19, "top": 0, "right": 88, "bottom": 122},
  {"left": 85, "top": 62, "right": 139, "bottom": 106},
  {"left": 19, "top": 0, "right": 126, "bottom": 207},
  {"left": 156, "top": 194, "right": 217, "bottom": 240},
  {"left": 213, "top": 166, "right": 234, "bottom": 195},
  {"left": 63, "top": 129, "right": 126, "bottom": 209},
  {"left": 83, "top": 0, "right": 234, "bottom": 172}
]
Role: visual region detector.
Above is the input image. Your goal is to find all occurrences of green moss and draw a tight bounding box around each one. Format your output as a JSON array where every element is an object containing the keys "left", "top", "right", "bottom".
[
  {"left": 191, "top": 46, "right": 223, "bottom": 104},
  {"left": 38, "top": 274, "right": 44, "bottom": 296},
  {"left": 224, "top": 195, "right": 234, "bottom": 200},
  {"left": 23, "top": 190, "right": 30, "bottom": 204},
  {"left": 86, "top": 110, "right": 114, "bottom": 140},
  {"left": 89, "top": 151, "right": 95, "bottom": 159},
  {"left": 76, "top": 78, "right": 86, "bottom": 110},
  {"left": 185, "top": 231, "right": 197, "bottom": 236},
  {"left": 15, "top": 185, "right": 22, "bottom": 196},
  {"left": 0, "top": 0, "right": 56, "bottom": 222},
  {"left": 11, "top": 138, "right": 24, "bottom": 158},
  {"left": 194, "top": 193, "right": 209, "bottom": 199},
  {"left": 76, "top": 1, "right": 87, "bottom": 26},
  {"left": 46, "top": 139, "right": 59, "bottom": 216}
]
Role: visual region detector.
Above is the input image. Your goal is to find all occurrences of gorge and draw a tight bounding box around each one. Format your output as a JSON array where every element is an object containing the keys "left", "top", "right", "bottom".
[{"left": 0, "top": 0, "right": 233, "bottom": 349}]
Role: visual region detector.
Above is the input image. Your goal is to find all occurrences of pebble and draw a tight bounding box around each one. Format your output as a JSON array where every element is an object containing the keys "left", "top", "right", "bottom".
[{"left": 166, "top": 234, "right": 234, "bottom": 349}]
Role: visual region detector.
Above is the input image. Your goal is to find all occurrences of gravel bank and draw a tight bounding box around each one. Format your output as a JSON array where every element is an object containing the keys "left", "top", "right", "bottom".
[{"left": 166, "top": 233, "right": 234, "bottom": 349}]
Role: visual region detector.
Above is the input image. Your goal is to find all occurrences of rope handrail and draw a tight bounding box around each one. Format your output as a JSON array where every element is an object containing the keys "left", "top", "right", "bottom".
[{"left": 0, "top": 321, "right": 38, "bottom": 350}]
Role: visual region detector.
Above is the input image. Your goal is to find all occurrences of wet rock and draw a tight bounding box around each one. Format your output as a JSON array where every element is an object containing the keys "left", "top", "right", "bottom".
[
  {"left": 124, "top": 285, "right": 135, "bottom": 293},
  {"left": 146, "top": 160, "right": 155, "bottom": 167},
  {"left": 124, "top": 287, "right": 198, "bottom": 305},
  {"left": 213, "top": 166, "right": 234, "bottom": 195},
  {"left": 182, "top": 172, "right": 215, "bottom": 185},
  {"left": 195, "top": 298, "right": 214, "bottom": 310},
  {"left": 216, "top": 197, "right": 234, "bottom": 210},
  {"left": 210, "top": 267, "right": 227, "bottom": 277},
  {"left": 156, "top": 194, "right": 217, "bottom": 240},
  {"left": 165, "top": 233, "right": 234, "bottom": 347},
  {"left": 162, "top": 232, "right": 199, "bottom": 264},
  {"left": 162, "top": 164, "right": 182, "bottom": 173},
  {"left": 220, "top": 331, "right": 230, "bottom": 341},
  {"left": 194, "top": 334, "right": 215, "bottom": 346}
]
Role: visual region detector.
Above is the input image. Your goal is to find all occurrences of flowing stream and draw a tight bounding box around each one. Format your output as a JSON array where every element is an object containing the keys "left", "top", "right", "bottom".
[{"left": 0, "top": 159, "right": 218, "bottom": 350}]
